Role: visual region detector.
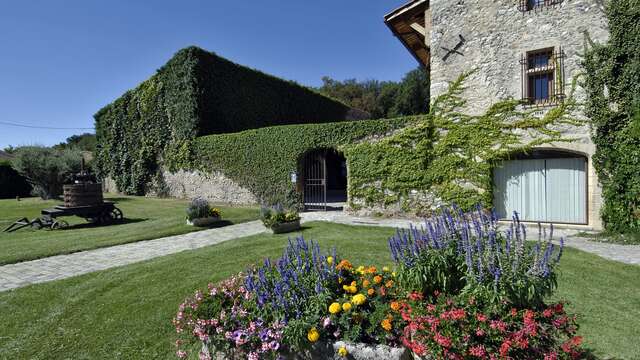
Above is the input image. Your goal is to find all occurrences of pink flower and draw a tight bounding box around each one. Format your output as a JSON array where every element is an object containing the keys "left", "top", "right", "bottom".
[
  {"left": 323, "top": 317, "right": 332, "bottom": 328},
  {"left": 176, "top": 350, "right": 187, "bottom": 359},
  {"left": 469, "top": 345, "right": 486, "bottom": 358}
]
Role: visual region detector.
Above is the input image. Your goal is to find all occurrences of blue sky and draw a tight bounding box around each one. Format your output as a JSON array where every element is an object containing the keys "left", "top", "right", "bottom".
[{"left": 0, "top": 0, "right": 417, "bottom": 149}]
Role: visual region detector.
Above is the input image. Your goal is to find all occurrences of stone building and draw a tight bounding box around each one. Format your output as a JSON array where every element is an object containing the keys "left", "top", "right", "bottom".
[{"left": 385, "top": 0, "right": 609, "bottom": 229}]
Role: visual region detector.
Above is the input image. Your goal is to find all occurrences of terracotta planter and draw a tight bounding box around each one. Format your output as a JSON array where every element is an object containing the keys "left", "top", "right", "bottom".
[
  {"left": 187, "top": 216, "right": 221, "bottom": 227},
  {"left": 270, "top": 219, "right": 301, "bottom": 234}
]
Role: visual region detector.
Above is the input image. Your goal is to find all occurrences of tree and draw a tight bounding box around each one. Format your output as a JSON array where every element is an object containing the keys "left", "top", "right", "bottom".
[
  {"left": 11, "top": 146, "right": 83, "bottom": 199},
  {"left": 316, "top": 67, "right": 430, "bottom": 119},
  {"left": 54, "top": 133, "right": 96, "bottom": 152},
  {"left": 391, "top": 68, "right": 430, "bottom": 116}
]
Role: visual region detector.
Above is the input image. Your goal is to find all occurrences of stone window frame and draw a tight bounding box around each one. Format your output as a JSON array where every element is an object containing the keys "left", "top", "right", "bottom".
[
  {"left": 520, "top": 47, "right": 566, "bottom": 107},
  {"left": 518, "top": 0, "right": 564, "bottom": 12}
]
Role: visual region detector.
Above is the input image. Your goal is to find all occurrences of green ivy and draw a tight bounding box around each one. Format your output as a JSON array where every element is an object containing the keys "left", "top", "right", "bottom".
[
  {"left": 345, "top": 72, "right": 582, "bottom": 216},
  {"left": 583, "top": 0, "right": 640, "bottom": 232},
  {"left": 189, "top": 118, "right": 414, "bottom": 207},
  {"left": 94, "top": 46, "right": 358, "bottom": 195}
]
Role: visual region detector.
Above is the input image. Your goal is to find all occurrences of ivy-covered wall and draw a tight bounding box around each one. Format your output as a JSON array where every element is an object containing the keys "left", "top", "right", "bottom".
[
  {"left": 186, "top": 118, "right": 414, "bottom": 207},
  {"left": 584, "top": 0, "right": 640, "bottom": 232},
  {"left": 345, "top": 73, "right": 582, "bottom": 216},
  {"left": 95, "top": 46, "right": 363, "bottom": 195}
]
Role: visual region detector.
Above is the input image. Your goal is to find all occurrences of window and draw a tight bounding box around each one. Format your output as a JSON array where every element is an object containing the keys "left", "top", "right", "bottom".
[
  {"left": 518, "top": 0, "right": 564, "bottom": 12},
  {"left": 520, "top": 48, "right": 565, "bottom": 106}
]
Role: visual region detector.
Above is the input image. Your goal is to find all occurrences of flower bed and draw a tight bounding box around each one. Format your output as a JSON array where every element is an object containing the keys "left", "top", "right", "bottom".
[
  {"left": 186, "top": 197, "right": 222, "bottom": 227},
  {"left": 174, "top": 206, "right": 586, "bottom": 359},
  {"left": 261, "top": 205, "right": 301, "bottom": 234}
]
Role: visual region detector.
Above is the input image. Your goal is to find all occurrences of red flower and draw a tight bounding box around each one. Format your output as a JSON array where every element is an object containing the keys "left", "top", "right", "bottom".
[
  {"left": 543, "top": 308, "right": 554, "bottom": 318},
  {"left": 476, "top": 313, "right": 488, "bottom": 322},
  {"left": 434, "top": 332, "right": 452, "bottom": 348},
  {"left": 409, "top": 292, "right": 424, "bottom": 301},
  {"left": 499, "top": 340, "right": 512, "bottom": 357}
]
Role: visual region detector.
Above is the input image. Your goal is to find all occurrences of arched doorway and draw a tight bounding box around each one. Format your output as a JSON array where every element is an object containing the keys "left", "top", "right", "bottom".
[
  {"left": 301, "top": 148, "right": 347, "bottom": 211},
  {"left": 493, "top": 149, "right": 588, "bottom": 224}
]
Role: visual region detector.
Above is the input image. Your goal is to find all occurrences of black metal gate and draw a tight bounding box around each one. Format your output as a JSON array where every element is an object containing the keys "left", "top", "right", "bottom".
[{"left": 303, "top": 150, "right": 327, "bottom": 211}]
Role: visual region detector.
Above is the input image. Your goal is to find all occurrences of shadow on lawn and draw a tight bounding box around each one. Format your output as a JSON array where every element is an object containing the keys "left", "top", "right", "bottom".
[{"left": 60, "top": 218, "right": 148, "bottom": 230}]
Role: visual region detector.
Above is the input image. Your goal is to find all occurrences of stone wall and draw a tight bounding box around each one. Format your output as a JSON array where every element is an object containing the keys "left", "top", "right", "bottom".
[
  {"left": 153, "top": 169, "right": 258, "bottom": 205},
  {"left": 424, "top": 0, "right": 608, "bottom": 229},
  {"left": 429, "top": 0, "right": 608, "bottom": 113}
]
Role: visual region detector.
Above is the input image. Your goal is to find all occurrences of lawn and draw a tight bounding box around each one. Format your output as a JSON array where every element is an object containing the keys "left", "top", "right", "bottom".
[
  {"left": 0, "top": 221, "right": 638, "bottom": 359},
  {"left": 0, "top": 195, "right": 260, "bottom": 265}
]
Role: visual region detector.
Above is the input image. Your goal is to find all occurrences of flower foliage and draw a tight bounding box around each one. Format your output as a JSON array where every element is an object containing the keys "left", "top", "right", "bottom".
[
  {"left": 186, "top": 197, "right": 221, "bottom": 221},
  {"left": 175, "top": 208, "right": 580, "bottom": 359},
  {"left": 401, "top": 293, "right": 583, "bottom": 360},
  {"left": 260, "top": 204, "right": 300, "bottom": 229},
  {"left": 389, "top": 206, "right": 563, "bottom": 308}
]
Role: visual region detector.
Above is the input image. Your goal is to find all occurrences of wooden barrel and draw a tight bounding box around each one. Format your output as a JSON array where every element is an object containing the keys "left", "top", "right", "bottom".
[{"left": 63, "top": 183, "right": 103, "bottom": 207}]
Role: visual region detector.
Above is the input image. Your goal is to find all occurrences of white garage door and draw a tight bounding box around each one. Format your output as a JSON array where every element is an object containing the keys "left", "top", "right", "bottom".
[{"left": 493, "top": 158, "right": 587, "bottom": 224}]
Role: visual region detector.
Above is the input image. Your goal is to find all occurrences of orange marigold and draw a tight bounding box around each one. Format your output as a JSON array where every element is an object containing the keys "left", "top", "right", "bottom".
[
  {"left": 390, "top": 301, "right": 401, "bottom": 312},
  {"left": 366, "top": 266, "right": 377, "bottom": 274},
  {"left": 367, "top": 288, "right": 375, "bottom": 296},
  {"left": 336, "top": 260, "right": 353, "bottom": 271},
  {"left": 381, "top": 318, "right": 392, "bottom": 331},
  {"left": 385, "top": 280, "right": 394, "bottom": 288},
  {"left": 373, "top": 275, "right": 383, "bottom": 284},
  {"left": 362, "top": 279, "right": 371, "bottom": 288}
]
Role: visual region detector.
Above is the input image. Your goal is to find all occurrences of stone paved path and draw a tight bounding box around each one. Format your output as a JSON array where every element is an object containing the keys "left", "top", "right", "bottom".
[
  {"left": 1, "top": 212, "right": 638, "bottom": 293},
  {"left": 0, "top": 221, "right": 266, "bottom": 292}
]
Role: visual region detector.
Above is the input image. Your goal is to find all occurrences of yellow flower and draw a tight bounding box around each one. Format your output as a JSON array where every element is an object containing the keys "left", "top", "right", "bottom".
[
  {"left": 390, "top": 301, "right": 401, "bottom": 312},
  {"left": 367, "top": 288, "right": 375, "bottom": 296},
  {"left": 356, "top": 265, "right": 365, "bottom": 275},
  {"left": 337, "top": 346, "right": 348, "bottom": 357},
  {"left": 338, "top": 277, "right": 343, "bottom": 284},
  {"left": 342, "top": 302, "right": 352, "bottom": 312},
  {"left": 373, "top": 275, "right": 383, "bottom": 284},
  {"left": 329, "top": 302, "right": 341, "bottom": 314},
  {"left": 382, "top": 266, "right": 390, "bottom": 272},
  {"left": 392, "top": 272, "right": 396, "bottom": 277},
  {"left": 381, "top": 319, "right": 392, "bottom": 332},
  {"left": 351, "top": 293, "right": 366, "bottom": 306},
  {"left": 342, "top": 285, "right": 357, "bottom": 294},
  {"left": 350, "top": 281, "right": 357, "bottom": 286},
  {"left": 327, "top": 256, "right": 334, "bottom": 265},
  {"left": 307, "top": 328, "right": 320, "bottom": 343}
]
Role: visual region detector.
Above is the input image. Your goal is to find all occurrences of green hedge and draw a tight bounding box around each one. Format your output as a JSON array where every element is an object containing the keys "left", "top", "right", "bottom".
[
  {"left": 190, "top": 118, "right": 414, "bottom": 206},
  {"left": 0, "top": 161, "right": 31, "bottom": 199},
  {"left": 584, "top": 0, "right": 640, "bottom": 232},
  {"left": 95, "top": 46, "right": 361, "bottom": 195}
]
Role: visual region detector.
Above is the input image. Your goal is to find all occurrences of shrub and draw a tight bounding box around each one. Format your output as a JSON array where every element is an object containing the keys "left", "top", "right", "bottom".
[
  {"left": 10, "top": 146, "right": 83, "bottom": 199},
  {"left": 260, "top": 205, "right": 300, "bottom": 228},
  {"left": 185, "top": 197, "right": 220, "bottom": 221},
  {"left": 0, "top": 161, "right": 31, "bottom": 199},
  {"left": 389, "top": 206, "right": 563, "bottom": 308}
]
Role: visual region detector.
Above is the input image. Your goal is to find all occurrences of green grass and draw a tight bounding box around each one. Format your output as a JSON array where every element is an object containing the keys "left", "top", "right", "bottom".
[
  {"left": 576, "top": 230, "right": 640, "bottom": 245},
  {"left": 0, "top": 222, "right": 638, "bottom": 359},
  {"left": 0, "top": 195, "right": 260, "bottom": 265}
]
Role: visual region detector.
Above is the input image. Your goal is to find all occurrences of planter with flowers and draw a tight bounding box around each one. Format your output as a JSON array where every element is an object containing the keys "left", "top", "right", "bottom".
[
  {"left": 174, "top": 206, "right": 586, "bottom": 360},
  {"left": 261, "top": 205, "right": 301, "bottom": 234},
  {"left": 185, "top": 197, "right": 222, "bottom": 227}
]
